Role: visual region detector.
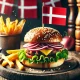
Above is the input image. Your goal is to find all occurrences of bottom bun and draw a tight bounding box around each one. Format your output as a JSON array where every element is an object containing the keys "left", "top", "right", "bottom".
[{"left": 22, "top": 58, "right": 65, "bottom": 68}]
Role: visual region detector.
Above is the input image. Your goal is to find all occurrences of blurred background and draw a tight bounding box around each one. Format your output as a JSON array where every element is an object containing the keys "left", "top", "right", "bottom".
[
  {"left": 21, "top": 0, "right": 68, "bottom": 41},
  {"left": 0, "top": 0, "right": 71, "bottom": 41}
]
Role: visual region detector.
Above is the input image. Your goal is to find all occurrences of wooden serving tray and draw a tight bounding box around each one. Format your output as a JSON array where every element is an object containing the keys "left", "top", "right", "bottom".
[{"left": 0, "top": 52, "right": 80, "bottom": 80}]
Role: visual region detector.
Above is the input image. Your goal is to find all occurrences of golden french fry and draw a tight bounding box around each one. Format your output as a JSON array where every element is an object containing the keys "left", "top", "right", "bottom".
[
  {"left": 2, "top": 53, "right": 18, "bottom": 66},
  {"left": 6, "top": 17, "right": 11, "bottom": 35},
  {"left": 6, "top": 17, "right": 10, "bottom": 27},
  {"left": 13, "top": 27, "right": 19, "bottom": 35},
  {"left": 16, "top": 59, "right": 24, "bottom": 70},
  {"left": 0, "top": 16, "right": 5, "bottom": 26},
  {"left": 8, "top": 22, "right": 16, "bottom": 35},
  {"left": 0, "top": 16, "right": 6, "bottom": 34},
  {"left": 17, "top": 19, "right": 26, "bottom": 34},
  {"left": 13, "top": 19, "right": 19, "bottom": 34},
  {"left": 2, "top": 60, "right": 8, "bottom": 67},
  {"left": 17, "top": 19, "right": 26, "bottom": 27},
  {"left": 0, "top": 25, "right": 3, "bottom": 34},
  {"left": 17, "top": 26, "right": 23, "bottom": 34},
  {"left": 6, "top": 49, "right": 20, "bottom": 54},
  {"left": 2, "top": 26, "right": 8, "bottom": 35},
  {"left": 15, "top": 19, "right": 18, "bottom": 25},
  {"left": 7, "top": 52, "right": 18, "bottom": 61},
  {"left": 0, "top": 16, "right": 26, "bottom": 35},
  {"left": 2, "top": 54, "right": 14, "bottom": 68}
]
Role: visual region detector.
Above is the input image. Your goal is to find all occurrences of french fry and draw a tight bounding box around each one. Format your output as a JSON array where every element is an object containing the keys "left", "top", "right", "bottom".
[
  {"left": 13, "top": 19, "right": 19, "bottom": 35},
  {"left": 0, "top": 27, "right": 5, "bottom": 35},
  {"left": 13, "top": 27, "right": 18, "bottom": 35},
  {"left": 2, "top": 26, "right": 8, "bottom": 35},
  {"left": 0, "top": 16, "right": 6, "bottom": 34},
  {"left": 17, "top": 19, "right": 26, "bottom": 34},
  {"left": 0, "top": 16, "right": 5, "bottom": 26},
  {"left": 6, "top": 17, "right": 10, "bottom": 27},
  {"left": 13, "top": 20, "right": 19, "bottom": 35},
  {"left": 16, "top": 59, "right": 24, "bottom": 70},
  {"left": 17, "top": 19, "right": 26, "bottom": 27},
  {"left": 2, "top": 53, "right": 18, "bottom": 66},
  {"left": 6, "top": 49, "right": 20, "bottom": 54},
  {"left": 8, "top": 22, "right": 16, "bottom": 35},
  {"left": 7, "top": 52, "right": 18, "bottom": 61},
  {"left": 2, "top": 60, "right": 8, "bottom": 67},
  {"left": 0, "top": 16, "right": 26, "bottom": 35},
  {"left": 15, "top": 19, "right": 18, "bottom": 25},
  {"left": 2, "top": 54, "right": 14, "bottom": 68}
]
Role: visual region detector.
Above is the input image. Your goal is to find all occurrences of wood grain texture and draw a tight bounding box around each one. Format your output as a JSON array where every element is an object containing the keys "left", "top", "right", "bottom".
[
  {"left": 0, "top": 52, "right": 80, "bottom": 80},
  {"left": 75, "top": 0, "right": 80, "bottom": 52}
]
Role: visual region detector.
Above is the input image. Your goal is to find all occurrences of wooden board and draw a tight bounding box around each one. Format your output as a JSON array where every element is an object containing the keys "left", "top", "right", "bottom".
[{"left": 0, "top": 52, "right": 80, "bottom": 80}]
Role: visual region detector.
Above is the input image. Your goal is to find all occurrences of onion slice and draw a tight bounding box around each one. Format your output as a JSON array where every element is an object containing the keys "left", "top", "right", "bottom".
[
  {"left": 48, "top": 44, "right": 63, "bottom": 49},
  {"left": 26, "top": 53, "right": 32, "bottom": 58},
  {"left": 23, "top": 43, "right": 63, "bottom": 51},
  {"left": 53, "top": 46, "right": 63, "bottom": 49},
  {"left": 27, "top": 44, "right": 39, "bottom": 49},
  {"left": 27, "top": 46, "right": 48, "bottom": 51},
  {"left": 23, "top": 43, "right": 38, "bottom": 48}
]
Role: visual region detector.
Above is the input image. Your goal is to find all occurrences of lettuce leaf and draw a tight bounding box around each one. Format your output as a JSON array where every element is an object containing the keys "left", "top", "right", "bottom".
[
  {"left": 56, "top": 49, "right": 68, "bottom": 60},
  {"left": 18, "top": 49, "right": 68, "bottom": 63},
  {"left": 18, "top": 49, "right": 28, "bottom": 62}
]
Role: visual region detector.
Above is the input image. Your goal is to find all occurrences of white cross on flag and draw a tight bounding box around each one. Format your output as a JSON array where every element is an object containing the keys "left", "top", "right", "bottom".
[
  {"left": 0, "top": 0, "right": 14, "bottom": 16},
  {"left": 42, "top": 0, "right": 61, "bottom": 7},
  {"left": 18, "top": 0, "right": 37, "bottom": 18},
  {"left": 42, "top": 6, "right": 67, "bottom": 26}
]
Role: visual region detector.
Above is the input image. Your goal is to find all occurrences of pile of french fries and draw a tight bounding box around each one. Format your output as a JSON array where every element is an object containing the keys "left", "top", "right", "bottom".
[
  {"left": 0, "top": 16, "right": 26, "bottom": 35},
  {"left": 0, "top": 50, "right": 24, "bottom": 71}
]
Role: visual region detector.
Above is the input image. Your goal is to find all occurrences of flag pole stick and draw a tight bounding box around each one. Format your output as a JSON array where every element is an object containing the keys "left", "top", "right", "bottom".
[{"left": 42, "top": 3, "right": 44, "bottom": 28}]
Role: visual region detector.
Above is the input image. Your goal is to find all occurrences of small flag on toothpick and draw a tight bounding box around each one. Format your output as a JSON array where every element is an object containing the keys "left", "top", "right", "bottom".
[
  {"left": 18, "top": 0, "right": 37, "bottom": 18},
  {"left": 0, "top": 0, "right": 14, "bottom": 16},
  {"left": 42, "top": 0, "right": 62, "bottom": 7},
  {"left": 42, "top": 6, "right": 67, "bottom": 26}
]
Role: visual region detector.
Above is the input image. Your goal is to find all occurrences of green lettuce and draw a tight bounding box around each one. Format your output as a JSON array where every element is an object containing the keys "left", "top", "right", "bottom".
[{"left": 18, "top": 49, "right": 68, "bottom": 63}]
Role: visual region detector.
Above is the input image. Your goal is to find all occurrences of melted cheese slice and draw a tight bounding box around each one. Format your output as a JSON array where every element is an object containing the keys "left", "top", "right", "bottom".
[{"left": 40, "top": 49, "right": 52, "bottom": 56}]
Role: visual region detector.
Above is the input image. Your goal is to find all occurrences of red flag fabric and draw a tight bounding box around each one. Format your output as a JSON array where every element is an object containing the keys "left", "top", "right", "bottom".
[
  {"left": 0, "top": 0, "right": 14, "bottom": 16},
  {"left": 42, "top": 0, "right": 61, "bottom": 7},
  {"left": 42, "top": 6, "right": 67, "bottom": 26},
  {"left": 18, "top": 0, "right": 37, "bottom": 18}
]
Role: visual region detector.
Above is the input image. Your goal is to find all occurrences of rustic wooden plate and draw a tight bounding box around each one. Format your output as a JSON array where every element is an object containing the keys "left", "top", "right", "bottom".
[
  {"left": 0, "top": 51, "right": 80, "bottom": 80},
  {"left": 6, "top": 59, "right": 79, "bottom": 74},
  {"left": 0, "top": 58, "right": 80, "bottom": 80}
]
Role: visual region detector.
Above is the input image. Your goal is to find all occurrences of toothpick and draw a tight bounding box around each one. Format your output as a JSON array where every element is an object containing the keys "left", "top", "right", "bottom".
[
  {"left": 42, "top": 24, "right": 44, "bottom": 28},
  {"left": 42, "top": 3, "right": 44, "bottom": 28}
]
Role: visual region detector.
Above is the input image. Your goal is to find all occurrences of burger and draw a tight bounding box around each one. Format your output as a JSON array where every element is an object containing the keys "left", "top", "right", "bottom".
[{"left": 18, "top": 27, "right": 68, "bottom": 68}]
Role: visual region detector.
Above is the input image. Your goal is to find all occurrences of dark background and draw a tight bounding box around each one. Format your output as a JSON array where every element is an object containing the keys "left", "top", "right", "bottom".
[{"left": 0, "top": 0, "right": 70, "bottom": 41}]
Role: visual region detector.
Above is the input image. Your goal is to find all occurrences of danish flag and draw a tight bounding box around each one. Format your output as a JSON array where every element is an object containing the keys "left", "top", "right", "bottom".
[
  {"left": 0, "top": 0, "right": 14, "bottom": 16},
  {"left": 42, "top": 0, "right": 61, "bottom": 7},
  {"left": 18, "top": 0, "right": 37, "bottom": 18},
  {"left": 42, "top": 6, "right": 67, "bottom": 26}
]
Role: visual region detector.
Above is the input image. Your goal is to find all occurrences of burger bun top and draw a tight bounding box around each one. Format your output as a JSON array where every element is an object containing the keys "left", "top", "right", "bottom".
[{"left": 24, "top": 27, "right": 62, "bottom": 43}]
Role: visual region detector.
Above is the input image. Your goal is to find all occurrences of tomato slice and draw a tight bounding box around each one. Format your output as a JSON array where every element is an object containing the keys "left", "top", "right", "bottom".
[{"left": 26, "top": 53, "right": 32, "bottom": 59}]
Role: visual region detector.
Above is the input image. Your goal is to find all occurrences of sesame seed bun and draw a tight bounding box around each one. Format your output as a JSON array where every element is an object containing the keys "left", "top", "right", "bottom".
[
  {"left": 24, "top": 27, "right": 62, "bottom": 43},
  {"left": 22, "top": 58, "right": 64, "bottom": 68}
]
